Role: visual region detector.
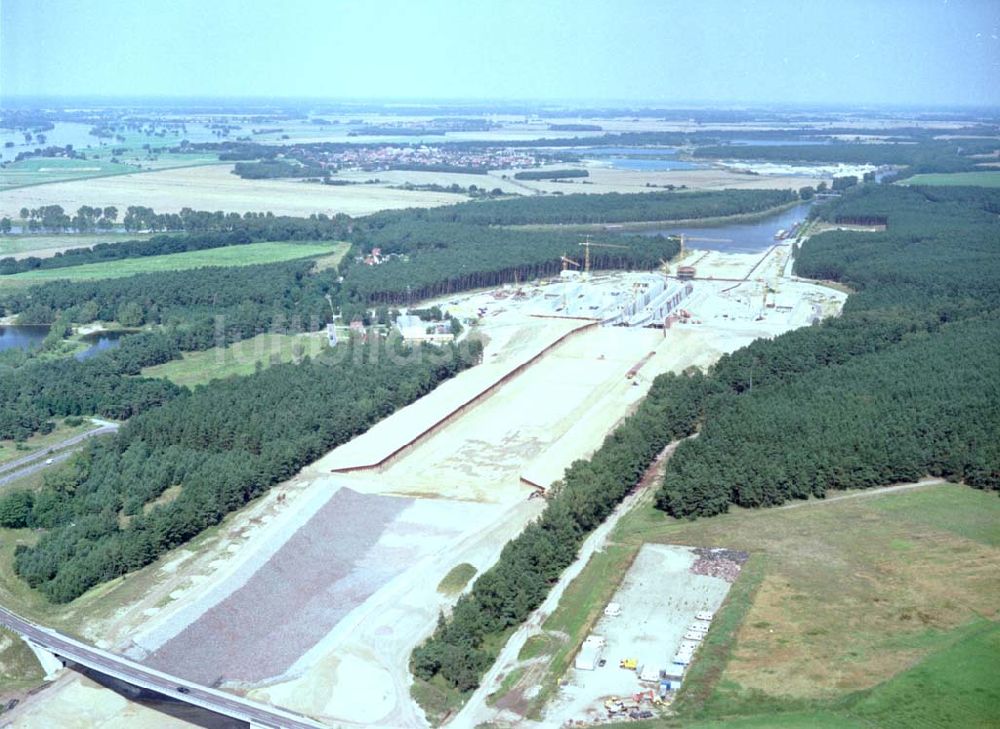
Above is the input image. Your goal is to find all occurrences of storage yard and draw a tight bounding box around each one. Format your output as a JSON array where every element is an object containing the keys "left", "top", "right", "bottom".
[{"left": 547, "top": 544, "right": 746, "bottom": 725}]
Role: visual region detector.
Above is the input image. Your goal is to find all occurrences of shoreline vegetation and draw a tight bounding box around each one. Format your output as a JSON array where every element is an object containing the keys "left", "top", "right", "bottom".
[{"left": 507, "top": 199, "right": 803, "bottom": 232}]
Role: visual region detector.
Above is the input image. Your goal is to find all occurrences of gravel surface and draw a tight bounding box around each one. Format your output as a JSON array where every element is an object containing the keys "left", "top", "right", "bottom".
[{"left": 144, "top": 488, "right": 412, "bottom": 685}]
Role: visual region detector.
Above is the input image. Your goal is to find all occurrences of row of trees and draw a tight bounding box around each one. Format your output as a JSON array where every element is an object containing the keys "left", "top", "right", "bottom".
[
  {"left": 407, "top": 188, "right": 798, "bottom": 226},
  {"left": 512, "top": 169, "right": 589, "bottom": 180},
  {"left": 2, "top": 214, "right": 347, "bottom": 275},
  {"left": 343, "top": 224, "right": 679, "bottom": 304},
  {"left": 8, "top": 338, "right": 482, "bottom": 602},
  {"left": 232, "top": 160, "right": 327, "bottom": 179},
  {"left": 655, "top": 183, "right": 1000, "bottom": 516},
  {"left": 411, "top": 369, "right": 710, "bottom": 690}
]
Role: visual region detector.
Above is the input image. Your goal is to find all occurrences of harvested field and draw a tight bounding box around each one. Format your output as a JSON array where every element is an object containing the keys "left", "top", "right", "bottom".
[
  {"left": 337, "top": 168, "right": 524, "bottom": 194},
  {"left": 0, "top": 154, "right": 222, "bottom": 190},
  {"left": 0, "top": 164, "right": 465, "bottom": 219},
  {"left": 0, "top": 233, "right": 155, "bottom": 260}
]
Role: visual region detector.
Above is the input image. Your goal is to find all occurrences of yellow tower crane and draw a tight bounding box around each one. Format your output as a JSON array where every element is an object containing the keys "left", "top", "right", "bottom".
[
  {"left": 560, "top": 255, "right": 581, "bottom": 272},
  {"left": 579, "top": 235, "right": 629, "bottom": 276}
]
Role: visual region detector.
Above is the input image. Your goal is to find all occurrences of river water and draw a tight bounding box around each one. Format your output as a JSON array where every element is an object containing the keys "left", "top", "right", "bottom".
[{"left": 637, "top": 201, "right": 813, "bottom": 253}]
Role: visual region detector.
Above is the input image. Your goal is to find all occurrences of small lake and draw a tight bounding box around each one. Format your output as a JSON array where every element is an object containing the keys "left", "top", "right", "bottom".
[
  {"left": 566, "top": 146, "right": 707, "bottom": 171},
  {"left": 0, "top": 325, "right": 49, "bottom": 353},
  {"left": 727, "top": 139, "right": 831, "bottom": 147},
  {"left": 638, "top": 201, "right": 814, "bottom": 253},
  {"left": 568, "top": 146, "right": 684, "bottom": 156},
  {"left": 75, "top": 330, "right": 131, "bottom": 361},
  {"left": 599, "top": 156, "right": 703, "bottom": 171}
]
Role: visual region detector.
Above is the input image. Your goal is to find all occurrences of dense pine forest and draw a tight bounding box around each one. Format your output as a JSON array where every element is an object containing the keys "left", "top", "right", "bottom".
[
  {"left": 398, "top": 188, "right": 797, "bottom": 226},
  {"left": 656, "top": 183, "right": 1000, "bottom": 515},
  {"left": 5, "top": 259, "right": 334, "bottom": 328},
  {"left": 412, "top": 370, "right": 708, "bottom": 690},
  {"left": 409, "top": 182, "right": 1000, "bottom": 695},
  {"left": 343, "top": 224, "right": 679, "bottom": 304},
  {"left": 5, "top": 339, "right": 481, "bottom": 602}
]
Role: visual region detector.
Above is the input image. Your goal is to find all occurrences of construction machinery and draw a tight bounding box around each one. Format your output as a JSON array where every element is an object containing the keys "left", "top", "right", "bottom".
[
  {"left": 579, "top": 235, "right": 628, "bottom": 275},
  {"left": 619, "top": 657, "right": 638, "bottom": 670},
  {"left": 633, "top": 689, "right": 665, "bottom": 706}
]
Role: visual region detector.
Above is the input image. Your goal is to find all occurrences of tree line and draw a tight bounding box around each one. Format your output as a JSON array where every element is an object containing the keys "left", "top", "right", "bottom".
[
  {"left": 402, "top": 188, "right": 798, "bottom": 226},
  {"left": 342, "top": 223, "right": 679, "bottom": 304},
  {"left": 2, "top": 210, "right": 348, "bottom": 275},
  {"left": 655, "top": 183, "right": 1000, "bottom": 516},
  {"left": 5, "top": 338, "right": 481, "bottom": 603},
  {"left": 513, "top": 169, "right": 589, "bottom": 180},
  {"left": 411, "top": 369, "right": 710, "bottom": 691}
]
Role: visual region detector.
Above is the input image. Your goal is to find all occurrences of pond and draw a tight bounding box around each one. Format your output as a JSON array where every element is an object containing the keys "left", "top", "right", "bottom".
[
  {"left": 74, "top": 330, "right": 132, "bottom": 361},
  {"left": 0, "top": 325, "right": 49, "bottom": 352}
]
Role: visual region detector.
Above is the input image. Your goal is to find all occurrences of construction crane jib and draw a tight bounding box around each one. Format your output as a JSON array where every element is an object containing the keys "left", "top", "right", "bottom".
[{"left": 578, "top": 234, "right": 629, "bottom": 275}]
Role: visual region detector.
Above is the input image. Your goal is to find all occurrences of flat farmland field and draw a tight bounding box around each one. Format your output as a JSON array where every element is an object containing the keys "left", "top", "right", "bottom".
[
  {"left": 0, "top": 164, "right": 465, "bottom": 218},
  {"left": 6, "top": 241, "right": 336, "bottom": 281},
  {"left": 0, "top": 154, "right": 221, "bottom": 190},
  {"left": 0, "top": 233, "right": 155, "bottom": 260}
]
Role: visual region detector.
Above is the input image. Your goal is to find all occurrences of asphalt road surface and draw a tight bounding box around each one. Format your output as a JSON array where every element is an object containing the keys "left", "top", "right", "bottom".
[
  {"left": 0, "top": 607, "right": 329, "bottom": 729},
  {"left": 0, "top": 421, "right": 118, "bottom": 487}
]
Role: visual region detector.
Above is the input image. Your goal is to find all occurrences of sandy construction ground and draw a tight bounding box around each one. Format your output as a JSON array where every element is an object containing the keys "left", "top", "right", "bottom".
[
  {"left": 7, "top": 244, "right": 846, "bottom": 729},
  {"left": 7, "top": 674, "right": 200, "bottom": 729},
  {"left": 0, "top": 164, "right": 463, "bottom": 219},
  {"left": 347, "top": 326, "right": 663, "bottom": 500},
  {"left": 318, "top": 318, "right": 586, "bottom": 473}
]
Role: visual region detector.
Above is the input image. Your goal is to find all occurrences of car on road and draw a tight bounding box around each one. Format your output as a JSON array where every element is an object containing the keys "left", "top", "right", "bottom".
[
  {"left": 177, "top": 686, "right": 190, "bottom": 694},
  {"left": 44, "top": 458, "right": 54, "bottom": 465}
]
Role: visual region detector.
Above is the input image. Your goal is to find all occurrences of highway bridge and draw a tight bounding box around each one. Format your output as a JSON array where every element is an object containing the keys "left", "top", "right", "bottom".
[{"left": 0, "top": 607, "right": 328, "bottom": 729}]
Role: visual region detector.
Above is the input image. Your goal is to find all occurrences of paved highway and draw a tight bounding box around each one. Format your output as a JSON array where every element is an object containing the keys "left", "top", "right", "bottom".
[
  {"left": 0, "top": 421, "right": 118, "bottom": 487},
  {"left": 0, "top": 607, "right": 329, "bottom": 729}
]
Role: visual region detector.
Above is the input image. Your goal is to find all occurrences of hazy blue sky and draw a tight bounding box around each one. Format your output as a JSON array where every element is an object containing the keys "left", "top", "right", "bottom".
[{"left": 2, "top": 0, "right": 998, "bottom": 106}]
